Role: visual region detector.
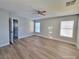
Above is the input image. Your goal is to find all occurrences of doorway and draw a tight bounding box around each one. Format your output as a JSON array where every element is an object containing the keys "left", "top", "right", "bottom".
[{"left": 9, "top": 18, "right": 18, "bottom": 44}]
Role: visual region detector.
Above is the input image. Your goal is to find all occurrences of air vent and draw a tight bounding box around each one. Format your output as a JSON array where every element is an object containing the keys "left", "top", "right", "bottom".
[
  {"left": 71, "top": 0, "right": 76, "bottom": 5},
  {"left": 66, "top": 0, "right": 76, "bottom": 6}
]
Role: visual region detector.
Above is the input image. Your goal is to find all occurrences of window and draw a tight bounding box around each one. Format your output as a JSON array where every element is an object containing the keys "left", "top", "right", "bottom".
[
  {"left": 60, "top": 21, "right": 74, "bottom": 37},
  {"left": 35, "top": 22, "right": 40, "bottom": 33}
]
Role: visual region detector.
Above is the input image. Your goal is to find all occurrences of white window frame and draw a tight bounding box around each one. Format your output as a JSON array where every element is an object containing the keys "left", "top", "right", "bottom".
[
  {"left": 60, "top": 20, "right": 74, "bottom": 38},
  {"left": 35, "top": 22, "right": 40, "bottom": 33}
]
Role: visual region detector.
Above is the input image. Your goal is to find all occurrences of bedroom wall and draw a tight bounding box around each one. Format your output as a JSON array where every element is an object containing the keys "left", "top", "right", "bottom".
[
  {"left": 18, "top": 17, "right": 34, "bottom": 39},
  {"left": 0, "top": 10, "right": 9, "bottom": 47},
  {"left": 10, "top": 13, "right": 34, "bottom": 39},
  {"left": 34, "top": 15, "right": 78, "bottom": 44},
  {"left": 0, "top": 10, "right": 34, "bottom": 47}
]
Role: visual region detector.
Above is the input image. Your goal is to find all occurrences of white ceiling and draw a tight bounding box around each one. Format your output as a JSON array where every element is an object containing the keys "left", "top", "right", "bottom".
[
  {"left": 0, "top": 0, "right": 78, "bottom": 19},
  {"left": 0, "top": 0, "right": 62, "bottom": 19}
]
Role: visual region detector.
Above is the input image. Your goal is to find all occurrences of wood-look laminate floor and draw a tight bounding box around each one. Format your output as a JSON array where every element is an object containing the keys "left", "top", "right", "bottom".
[{"left": 0, "top": 36, "right": 79, "bottom": 59}]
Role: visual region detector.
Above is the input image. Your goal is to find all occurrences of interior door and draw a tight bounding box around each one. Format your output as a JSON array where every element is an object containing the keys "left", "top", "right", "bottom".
[
  {"left": 9, "top": 18, "right": 18, "bottom": 44},
  {"left": 9, "top": 18, "right": 13, "bottom": 44},
  {"left": 13, "top": 19, "right": 18, "bottom": 42}
]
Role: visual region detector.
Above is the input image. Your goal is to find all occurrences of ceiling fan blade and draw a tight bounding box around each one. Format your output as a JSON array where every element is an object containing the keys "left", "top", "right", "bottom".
[{"left": 32, "top": 9, "right": 46, "bottom": 16}]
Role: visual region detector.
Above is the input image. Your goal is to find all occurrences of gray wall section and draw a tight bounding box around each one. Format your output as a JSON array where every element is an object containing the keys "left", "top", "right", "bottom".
[
  {"left": 34, "top": 15, "right": 78, "bottom": 43},
  {"left": 77, "top": 15, "right": 79, "bottom": 48},
  {"left": 0, "top": 10, "right": 9, "bottom": 47},
  {"left": 18, "top": 18, "right": 34, "bottom": 39}
]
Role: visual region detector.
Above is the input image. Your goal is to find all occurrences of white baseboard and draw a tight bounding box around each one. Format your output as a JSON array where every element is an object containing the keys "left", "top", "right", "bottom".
[
  {"left": 0, "top": 34, "right": 33, "bottom": 47},
  {"left": 19, "top": 34, "right": 33, "bottom": 39},
  {"left": 36, "top": 34, "right": 76, "bottom": 45},
  {"left": 0, "top": 42, "right": 9, "bottom": 47}
]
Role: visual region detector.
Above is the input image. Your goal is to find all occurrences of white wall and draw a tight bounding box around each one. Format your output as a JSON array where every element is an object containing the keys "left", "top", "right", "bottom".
[
  {"left": 10, "top": 14, "right": 34, "bottom": 39},
  {"left": 0, "top": 10, "right": 34, "bottom": 47},
  {"left": 18, "top": 17, "right": 34, "bottom": 39},
  {"left": 0, "top": 10, "right": 9, "bottom": 47}
]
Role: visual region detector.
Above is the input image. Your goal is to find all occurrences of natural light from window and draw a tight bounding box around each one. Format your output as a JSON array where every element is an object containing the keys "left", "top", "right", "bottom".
[
  {"left": 60, "top": 20, "right": 74, "bottom": 37},
  {"left": 35, "top": 22, "right": 40, "bottom": 33}
]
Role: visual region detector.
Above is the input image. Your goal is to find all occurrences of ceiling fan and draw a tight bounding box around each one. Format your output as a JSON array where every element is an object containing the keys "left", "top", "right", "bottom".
[{"left": 33, "top": 9, "right": 46, "bottom": 16}]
